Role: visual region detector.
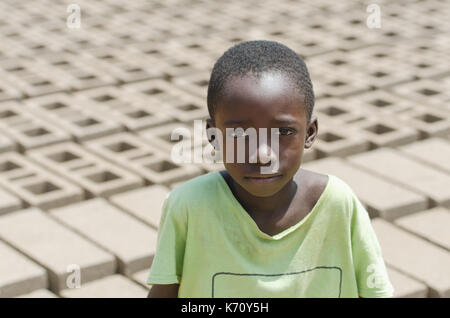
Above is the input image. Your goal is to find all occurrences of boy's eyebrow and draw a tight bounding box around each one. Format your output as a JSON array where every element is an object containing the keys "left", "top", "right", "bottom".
[
  {"left": 224, "top": 119, "right": 250, "bottom": 125},
  {"left": 224, "top": 117, "right": 300, "bottom": 125},
  {"left": 272, "top": 116, "right": 299, "bottom": 124}
]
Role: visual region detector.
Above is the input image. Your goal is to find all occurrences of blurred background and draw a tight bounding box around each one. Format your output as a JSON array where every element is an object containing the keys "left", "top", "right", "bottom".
[{"left": 0, "top": 0, "right": 449, "bottom": 298}]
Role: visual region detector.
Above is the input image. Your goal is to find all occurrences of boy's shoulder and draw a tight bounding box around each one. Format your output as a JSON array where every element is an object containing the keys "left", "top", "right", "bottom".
[
  {"left": 299, "top": 168, "right": 358, "bottom": 212},
  {"left": 297, "top": 168, "right": 352, "bottom": 194},
  {"left": 167, "top": 170, "right": 223, "bottom": 203}
]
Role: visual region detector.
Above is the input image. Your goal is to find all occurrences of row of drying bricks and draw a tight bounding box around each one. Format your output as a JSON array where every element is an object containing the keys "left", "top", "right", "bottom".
[
  {"left": 0, "top": 136, "right": 449, "bottom": 297},
  {"left": 0, "top": 97, "right": 449, "bottom": 212},
  {"left": 1, "top": 82, "right": 450, "bottom": 162},
  {"left": 2, "top": 39, "right": 450, "bottom": 103}
]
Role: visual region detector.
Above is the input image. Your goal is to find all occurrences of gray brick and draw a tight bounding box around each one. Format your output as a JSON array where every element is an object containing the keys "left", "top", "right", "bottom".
[
  {"left": 173, "top": 71, "right": 209, "bottom": 100},
  {"left": 84, "top": 133, "right": 202, "bottom": 186},
  {"left": 25, "top": 93, "right": 123, "bottom": 142},
  {"left": 123, "top": 79, "right": 209, "bottom": 122},
  {"left": 0, "top": 187, "right": 22, "bottom": 215},
  {"left": 395, "top": 207, "right": 450, "bottom": 251},
  {"left": 0, "top": 78, "right": 21, "bottom": 101},
  {"left": 399, "top": 138, "right": 450, "bottom": 173},
  {"left": 109, "top": 185, "right": 169, "bottom": 228},
  {"left": 60, "top": 274, "right": 147, "bottom": 298},
  {"left": 38, "top": 57, "right": 117, "bottom": 91},
  {"left": 312, "top": 67, "right": 371, "bottom": 98},
  {"left": 390, "top": 79, "right": 450, "bottom": 110},
  {"left": 372, "top": 218, "right": 450, "bottom": 297},
  {"left": 387, "top": 267, "right": 427, "bottom": 298},
  {"left": 131, "top": 269, "right": 151, "bottom": 290},
  {"left": 345, "top": 90, "right": 415, "bottom": 115},
  {"left": 398, "top": 106, "right": 450, "bottom": 138},
  {"left": 122, "top": 79, "right": 192, "bottom": 105},
  {"left": 16, "top": 289, "right": 58, "bottom": 298},
  {"left": 0, "top": 101, "right": 70, "bottom": 151},
  {"left": 75, "top": 86, "right": 172, "bottom": 131},
  {"left": 348, "top": 148, "right": 450, "bottom": 208},
  {"left": 0, "top": 133, "right": 17, "bottom": 154},
  {"left": 0, "top": 58, "right": 68, "bottom": 97},
  {"left": 314, "top": 97, "right": 369, "bottom": 125},
  {"left": 0, "top": 208, "right": 116, "bottom": 292},
  {"left": 27, "top": 142, "right": 144, "bottom": 198},
  {"left": 348, "top": 116, "right": 420, "bottom": 149},
  {"left": 304, "top": 157, "right": 428, "bottom": 220},
  {"left": 138, "top": 122, "right": 208, "bottom": 153},
  {"left": 0, "top": 241, "right": 47, "bottom": 298},
  {"left": 81, "top": 47, "right": 163, "bottom": 83},
  {"left": 314, "top": 125, "right": 370, "bottom": 158},
  {"left": 0, "top": 152, "right": 84, "bottom": 210},
  {"left": 50, "top": 198, "right": 158, "bottom": 275}
]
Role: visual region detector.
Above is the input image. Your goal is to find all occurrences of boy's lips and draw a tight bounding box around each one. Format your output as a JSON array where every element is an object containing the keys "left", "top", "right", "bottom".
[{"left": 244, "top": 174, "right": 283, "bottom": 184}]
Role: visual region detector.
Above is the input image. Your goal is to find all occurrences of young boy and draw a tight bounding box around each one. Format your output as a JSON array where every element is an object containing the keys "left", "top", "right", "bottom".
[{"left": 147, "top": 40, "right": 394, "bottom": 298}]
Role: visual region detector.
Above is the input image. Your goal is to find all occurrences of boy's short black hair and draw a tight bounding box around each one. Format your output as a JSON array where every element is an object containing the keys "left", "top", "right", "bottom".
[{"left": 207, "top": 40, "right": 315, "bottom": 121}]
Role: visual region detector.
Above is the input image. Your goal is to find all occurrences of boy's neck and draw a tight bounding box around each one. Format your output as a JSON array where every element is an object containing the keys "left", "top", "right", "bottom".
[{"left": 224, "top": 171, "right": 298, "bottom": 216}]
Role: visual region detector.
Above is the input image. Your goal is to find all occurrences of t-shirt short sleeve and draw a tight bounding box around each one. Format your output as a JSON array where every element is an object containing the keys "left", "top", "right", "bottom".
[
  {"left": 147, "top": 191, "right": 187, "bottom": 285},
  {"left": 350, "top": 190, "right": 394, "bottom": 298}
]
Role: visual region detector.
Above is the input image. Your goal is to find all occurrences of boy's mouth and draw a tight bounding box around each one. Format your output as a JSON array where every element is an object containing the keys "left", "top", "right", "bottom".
[{"left": 244, "top": 174, "right": 283, "bottom": 184}]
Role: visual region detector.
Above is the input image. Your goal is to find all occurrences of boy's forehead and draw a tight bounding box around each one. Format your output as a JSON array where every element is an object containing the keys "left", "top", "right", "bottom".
[
  {"left": 223, "top": 72, "right": 297, "bottom": 97},
  {"left": 217, "top": 72, "right": 307, "bottom": 119}
]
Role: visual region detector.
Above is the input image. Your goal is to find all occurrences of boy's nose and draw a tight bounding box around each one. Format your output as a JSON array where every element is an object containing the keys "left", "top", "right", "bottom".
[{"left": 249, "top": 142, "right": 278, "bottom": 165}]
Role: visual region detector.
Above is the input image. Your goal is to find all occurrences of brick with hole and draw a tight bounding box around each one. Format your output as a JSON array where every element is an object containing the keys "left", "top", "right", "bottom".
[
  {"left": 26, "top": 142, "right": 144, "bottom": 198},
  {"left": 75, "top": 86, "right": 172, "bottom": 131},
  {"left": 314, "top": 124, "right": 370, "bottom": 158},
  {"left": 390, "top": 79, "right": 450, "bottom": 108},
  {"left": 347, "top": 116, "right": 420, "bottom": 149},
  {"left": 83, "top": 132, "right": 202, "bottom": 185},
  {"left": 0, "top": 101, "right": 71, "bottom": 151},
  {"left": 0, "top": 151, "right": 84, "bottom": 210},
  {"left": 0, "top": 133, "right": 16, "bottom": 154},
  {"left": 397, "top": 105, "right": 450, "bottom": 138},
  {"left": 314, "top": 97, "right": 370, "bottom": 129},
  {"left": 345, "top": 90, "right": 415, "bottom": 115},
  {"left": 25, "top": 93, "right": 123, "bottom": 142}
]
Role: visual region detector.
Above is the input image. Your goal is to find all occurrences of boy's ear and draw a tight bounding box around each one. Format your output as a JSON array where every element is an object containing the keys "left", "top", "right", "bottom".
[
  {"left": 304, "top": 115, "right": 318, "bottom": 149},
  {"left": 205, "top": 118, "right": 217, "bottom": 145}
]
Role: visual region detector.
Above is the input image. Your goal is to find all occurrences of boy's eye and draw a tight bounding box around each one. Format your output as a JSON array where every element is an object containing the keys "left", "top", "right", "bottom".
[
  {"left": 276, "top": 127, "right": 296, "bottom": 136},
  {"left": 230, "top": 130, "right": 248, "bottom": 138},
  {"left": 229, "top": 128, "right": 296, "bottom": 137}
]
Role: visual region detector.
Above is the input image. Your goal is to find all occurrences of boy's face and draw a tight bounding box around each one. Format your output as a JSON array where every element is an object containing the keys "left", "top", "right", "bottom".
[{"left": 207, "top": 71, "right": 318, "bottom": 197}]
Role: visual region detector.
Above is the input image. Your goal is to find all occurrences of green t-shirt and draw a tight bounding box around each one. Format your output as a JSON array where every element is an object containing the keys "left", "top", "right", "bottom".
[{"left": 147, "top": 171, "right": 394, "bottom": 298}]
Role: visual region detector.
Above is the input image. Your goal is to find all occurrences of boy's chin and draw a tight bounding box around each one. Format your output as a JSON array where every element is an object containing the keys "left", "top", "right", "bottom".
[{"left": 239, "top": 178, "right": 288, "bottom": 198}]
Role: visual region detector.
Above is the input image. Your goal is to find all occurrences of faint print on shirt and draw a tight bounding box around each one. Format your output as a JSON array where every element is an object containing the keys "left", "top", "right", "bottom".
[{"left": 211, "top": 266, "right": 343, "bottom": 298}]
